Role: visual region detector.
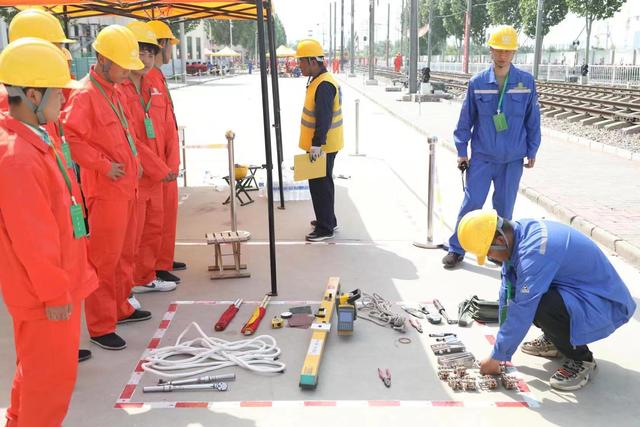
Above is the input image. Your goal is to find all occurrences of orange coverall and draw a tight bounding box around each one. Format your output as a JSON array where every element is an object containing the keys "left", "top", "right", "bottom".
[
  {"left": 147, "top": 66, "right": 180, "bottom": 271},
  {"left": 0, "top": 115, "right": 98, "bottom": 427},
  {"left": 61, "top": 66, "right": 140, "bottom": 337},
  {"left": 120, "top": 76, "right": 176, "bottom": 285}
]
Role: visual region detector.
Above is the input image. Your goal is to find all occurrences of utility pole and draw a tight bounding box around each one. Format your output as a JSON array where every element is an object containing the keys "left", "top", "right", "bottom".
[
  {"left": 400, "top": 0, "right": 405, "bottom": 58},
  {"left": 533, "top": 0, "right": 544, "bottom": 79},
  {"left": 386, "top": 2, "right": 390, "bottom": 68},
  {"left": 329, "top": 3, "right": 333, "bottom": 63},
  {"left": 350, "top": 0, "right": 355, "bottom": 75},
  {"left": 229, "top": 20, "right": 233, "bottom": 46},
  {"left": 427, "top": 0, "right": 433, "bottom": 68},
  {"left": 463, "top": 0, "right": 471, "bottom": 73},
  {"left": 367, "top": 0, "right": 377, "bottom": 84},
  {"left": 179, "top": 22, "right": 187, "bottom": 83},
  {"left": 341, "top": 0, "right": 345, "bottom": 72},
  {"left": 333, "top": 1, "right": 337, "bottom": 67},
  {"left": 409, "top": 0, "right": 418, "bottom": 93}
]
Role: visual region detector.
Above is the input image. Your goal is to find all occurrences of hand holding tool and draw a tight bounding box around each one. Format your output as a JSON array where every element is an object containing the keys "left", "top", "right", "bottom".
[
  {"left": 378, "top": 368, "right": 391, "bottom": 388},
  {"left": 214, "top": 299, "right": 243, "bottom": 331},
  {"left": 241, "top": 295, "right": 271, "bottom": 335},
  {"left": 433, "top": 299, "right": 458, "bottom": 325}
]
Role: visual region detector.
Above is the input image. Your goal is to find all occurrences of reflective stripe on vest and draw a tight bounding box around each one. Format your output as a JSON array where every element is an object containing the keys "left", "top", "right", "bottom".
[{"left": 298, "top": 72, "right": 344, "bottom": 153}]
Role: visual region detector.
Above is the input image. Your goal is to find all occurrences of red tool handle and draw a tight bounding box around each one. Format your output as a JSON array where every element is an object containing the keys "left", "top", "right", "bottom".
[
  {"left": 241, "top": 307, "right": 266, "bottom": 335},
  {"left": 214, "top": 305, "right": 240, "bottom": 331}
]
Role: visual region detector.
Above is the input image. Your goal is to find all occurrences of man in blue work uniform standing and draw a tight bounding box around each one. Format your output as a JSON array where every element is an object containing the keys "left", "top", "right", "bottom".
[
  {"left": 443, "top": 26, "right": 541, "bottom": 269},
  {"left": 296, "top": 39, "right": 344, "bottom": 242},
  {"left": 457, "top": 209, "right": 636, "bottom": 390}
]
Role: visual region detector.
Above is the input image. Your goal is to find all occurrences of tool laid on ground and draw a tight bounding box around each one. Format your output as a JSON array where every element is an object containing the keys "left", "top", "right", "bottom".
[
  {"left": 158, "top": 373, "right": 236, "bottom": 386},
  {"left": 336, "top": 288, "right": 361, "bottom": 335},
  {"left": 280, "top": 311, "right": 293, "bottom": 319},
  {"left": 429, "top": 332, "right": 456, "bottom": 338},
  {"left": 299, "top": 277, "right": 340, "bottom": 389},
  {"left": 241, "top": 295, "right": 271, "bottom": 335},
  {"left": 289, "top": 305, "right": 313, "bottom": 315},
  {"left": 419, "top": 304, "right": 442, "bottom": 324},
  {"left": 437, "top": 352, "right": 476, "bottom": 368},
  {"left": 271, "top": 316, "right": 284, "bottom": 329},
  {"left": 431, "top": 342, "right": 466, "bottom": 355},
  {"left": 214, "top": 298, "right": 243, "bottom": 331},
  {"left": 401, "top": 305, "right": 424, "bottom": 319},
  {"left": 143, "top": 382, "right": 229, "bottom": 393},
  {"left": 409, "top": 318, "right": 423, "bottom": 333},
  {"left": 433, "top": 299, "right": 458, "bottom": 325},
  {"left": 357, "top": 292, "right": 406, "bottom": 332},
  {"left": 378, "top": 368, "right": 391, "bottom": 388}
]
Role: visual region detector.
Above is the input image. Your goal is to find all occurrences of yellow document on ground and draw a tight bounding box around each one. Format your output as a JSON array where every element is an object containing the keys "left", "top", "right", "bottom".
[{"left": 294, "top": 153, "right": 326, "bottom": 181}]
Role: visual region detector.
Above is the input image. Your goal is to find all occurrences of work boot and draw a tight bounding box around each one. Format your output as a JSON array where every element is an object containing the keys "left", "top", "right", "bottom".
[
  {"left": 118, "top": 309, "right": 152, "bottom": 324},
  {"left": 521, "top": 334, "right": 560, "bottom": 358},
  {"left": 157, "top": 270, "right": 181, "bottom": 283},
  {"left": 90, "top": 333, "right": 126, "bottom": 350},
  {"left": 550, "top": 358, "right": 597, "bottom": 391},
  {"left": 306, "top": 229, "right": 334, "bottom": 242},
  {"left": 172, "top": 261, "right": 187, "bottom": 271},
  {"left": 79, "top": 349, "right": 92, "bottom": 362},
  {"left": 310, "top": 220, "right": 339, "bottom": 231},
  {"left": 132, "top": 279, "right": 177, "bottom": 294},
  {"left": 442, "top": 252, "right": 464, "bottom": 269}
]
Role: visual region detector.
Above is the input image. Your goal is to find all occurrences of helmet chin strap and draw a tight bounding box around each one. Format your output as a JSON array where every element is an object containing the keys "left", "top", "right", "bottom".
[
  {"left": 6, "top": 86, "right": 52, "bottom": 125},
  {"left": 489, "top": 216, "right": 511, "bottom": 252},
  {"left": 101, "top": 58, "right": 114, "bottom": 83}
]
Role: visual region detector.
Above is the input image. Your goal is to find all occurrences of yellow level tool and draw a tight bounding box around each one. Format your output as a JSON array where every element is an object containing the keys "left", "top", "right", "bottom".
[{"left": 299, "top": 277, "right": 340, "bottom": 389}]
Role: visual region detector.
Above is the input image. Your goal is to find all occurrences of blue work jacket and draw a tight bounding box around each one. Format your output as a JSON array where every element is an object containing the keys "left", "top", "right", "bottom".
[
  {"left": 492, "top": 219, "right": 636, "bottom": 361},
  {"left": 454, "top": 64, "right": 541, "bottom": 164}
]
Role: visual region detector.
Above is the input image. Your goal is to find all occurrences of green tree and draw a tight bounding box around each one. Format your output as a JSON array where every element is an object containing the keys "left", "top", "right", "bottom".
[
  {"left": 205, "top": 16, "right": 286, "bottom": 57},
  {"left": 169, "top": 20, "right": 201, "bottom": 38},
  {"left": 0, "top": 7, "right": 19, "bottom": 23},
  {"left": 567, "top": 0, "right": 626, "bottom": 64},
  {"left": 519, "top": 0, "right": 568, "bottom": 38},
  {"left": 421, "top": 0, "right": 447, "bottom": 55},
  {"left": 487, "top": 0, "right": 522, "bottom": 29},
  {"left": 438, "top": 0, "right": 490, "bottom": 54}
]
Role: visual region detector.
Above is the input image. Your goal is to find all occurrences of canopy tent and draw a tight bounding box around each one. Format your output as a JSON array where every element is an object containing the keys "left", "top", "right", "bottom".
[
  {"left": 275, "top": 44, "right": 295, "bottom": 57},
  {"left": 2, "top": 0, "right": 285, "bottom": 296},
  {"left": 210, "top": 46, "right": 241, "bottom": 57}
]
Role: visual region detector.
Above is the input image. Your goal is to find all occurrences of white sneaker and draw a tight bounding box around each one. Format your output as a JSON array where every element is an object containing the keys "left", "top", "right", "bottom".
[
  {"left": 128, "top": 295, "right": 141, "bottom": 310},
  {"left": 132, "top": 279, "right": 177, "bottom": 294}
]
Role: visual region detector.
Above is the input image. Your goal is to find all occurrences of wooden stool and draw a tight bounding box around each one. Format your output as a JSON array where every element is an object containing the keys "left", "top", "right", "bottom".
[{"left": 206, "top": 230, "right": 251, "bottom": 279}]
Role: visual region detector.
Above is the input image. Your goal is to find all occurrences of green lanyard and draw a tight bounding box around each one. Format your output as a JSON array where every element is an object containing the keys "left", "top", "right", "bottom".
[
  {"left": 56, "top": 122, "right": 74, "bottom": 167},
  {"left": 89, "top": 75, "right": 138, "bottom": 156},
  {"left": 499, "top": 263, "right": 515, "bottom": 325},
  {"left": 135, "top": 85, "right": 152, "bottom": 114},
  {"left": 496, "top": 73, "right": 510, "bottom": 114},
  {"left": 134, "top": 83, "right": 157, "bottom": 139},
  {"left": 27, "top": 124, "right": 87, "bottom": 239}
]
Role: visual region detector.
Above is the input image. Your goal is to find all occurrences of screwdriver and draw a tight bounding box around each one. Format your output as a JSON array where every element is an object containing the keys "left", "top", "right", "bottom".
[
  {"left": 433, "top": 299, "right": 458, "bottom": 325},
  {"left": 214, "top": 299, "right": 243, "bottom": 331}
]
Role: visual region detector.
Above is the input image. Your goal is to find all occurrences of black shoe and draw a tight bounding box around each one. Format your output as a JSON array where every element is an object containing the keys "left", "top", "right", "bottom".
[
  {"left": 172, "top": 261, "right": 187, "bottom": 271},
  {"left": 157, "top": 270, "right": 181, "bottom": 283},
  {"left": 79, "top": 349, "right": 92, "bottom": 362},
  {"left": 118, "top": 309, "right": 152, "bottom": 324},
  {"left": 305, "top": 229, "right": 334, "bottom": 242},
  {"left": 90, "top": 333, "right": 126, "bottom": 350},
  {"left": 310, "top": 220, "right": 339, "bottom": 231},
  {"left": 442, "top": 252, "right": 464, "bottom": 269}
]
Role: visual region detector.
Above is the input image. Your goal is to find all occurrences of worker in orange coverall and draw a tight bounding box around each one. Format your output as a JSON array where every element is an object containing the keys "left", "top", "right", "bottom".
[
  {"left": 62, "top": 25, "right": 152, "bottom": 351},
  {"left": 147, "top": 20, "right": 187, "bottom": 284},
  {"left": 0, "top": 38, "right": 98, "bottom": 427},
  {"left": 121, "top": 21, "right": 179, "bottom": 294}
]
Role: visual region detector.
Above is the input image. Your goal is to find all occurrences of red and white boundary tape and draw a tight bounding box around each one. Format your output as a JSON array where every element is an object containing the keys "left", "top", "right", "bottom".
[{"left": 115, "top": 301, "right": 541, "bottom": 410}]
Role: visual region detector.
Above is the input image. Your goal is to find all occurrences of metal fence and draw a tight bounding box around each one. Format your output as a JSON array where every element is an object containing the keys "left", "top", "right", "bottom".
[{"left": 426, "top": 62, "right": 640, "bottom": 87}]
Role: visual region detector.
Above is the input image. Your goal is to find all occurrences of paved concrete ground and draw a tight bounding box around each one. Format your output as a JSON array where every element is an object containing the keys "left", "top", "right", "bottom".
[
  {"left": 337, "top": 73, "right": 640, "bottom": 266},
  {"left": 1, "top": 73, "right": 639, "bottom": 426}
]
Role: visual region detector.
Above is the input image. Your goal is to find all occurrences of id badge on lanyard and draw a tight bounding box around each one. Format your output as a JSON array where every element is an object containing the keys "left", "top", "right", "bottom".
[
  {"left": 493, "top": 74, "right": 509, "bottom": 132},
  {"left": 144, "top": 115, "right": 156, "bottom": 139}
]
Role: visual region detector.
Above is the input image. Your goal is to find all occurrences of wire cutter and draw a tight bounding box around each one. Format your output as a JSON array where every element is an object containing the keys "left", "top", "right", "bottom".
[{"left": 378, "top": 368, "right": 391, "bottom": 388}]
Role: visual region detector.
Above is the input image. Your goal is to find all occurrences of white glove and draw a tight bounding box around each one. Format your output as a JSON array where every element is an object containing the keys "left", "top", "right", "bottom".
[{"left": 309, "top": 146, "right": 323, "bottom": 162}]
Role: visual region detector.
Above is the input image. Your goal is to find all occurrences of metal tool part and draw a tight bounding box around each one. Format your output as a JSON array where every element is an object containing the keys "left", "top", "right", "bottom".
[
  {"left": 429, "top": 332, "right": 457, "bottom": 338},
  {"left": 378, "top": 368, "right": 391, "bottom": 388},
  {"left": 433, "top": 299, "right": 458, "bottom": 324},
  {"left": 158, "top": 373, "right": 236, "bottom": 386},
  {"left": 419, "top": 304, "right": 442, "bottom": 324},
  {"left": 143, "top": 382, "right": 228, "bottom": 393},
  {"left": 401, "top": 305, "right": 425, "bottom": 319},
  {"left": 271, "top": 316, "right": 284, "bottom": 329},
  {"left": 408, "top": 318, "right": 423, "bottom": 333}
]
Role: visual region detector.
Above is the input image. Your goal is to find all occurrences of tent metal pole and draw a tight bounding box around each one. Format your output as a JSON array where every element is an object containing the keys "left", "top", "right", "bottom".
[
  {"left": 266, "top": 2, "right": 285, "bottom": 210},
  {"left": 255, "top": 0, "right": 278, "bottom": 296}
]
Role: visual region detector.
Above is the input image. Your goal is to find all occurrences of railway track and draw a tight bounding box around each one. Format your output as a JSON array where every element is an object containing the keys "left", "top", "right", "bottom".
[{"left": 357, "top": 66, "right": 640, "bottom": 134}]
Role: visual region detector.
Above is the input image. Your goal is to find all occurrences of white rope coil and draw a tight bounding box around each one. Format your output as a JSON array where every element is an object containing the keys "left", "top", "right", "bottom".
[
  {"left": 357, "top": 292, "right": 407, "bottom": 332},
  {"left": 141, "top": 322, "right": 286, "bottom": 379}
]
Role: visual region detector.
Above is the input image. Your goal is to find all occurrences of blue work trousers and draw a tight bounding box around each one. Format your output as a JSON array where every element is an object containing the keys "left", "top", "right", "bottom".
[{"left": 448, "top": 159, "right": 524, "bottom": 255}]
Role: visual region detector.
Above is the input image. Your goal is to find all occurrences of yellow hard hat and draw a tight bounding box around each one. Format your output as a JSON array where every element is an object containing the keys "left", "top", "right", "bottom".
[
  {"left": 148, "top": 20, "right": 179, "bottom": 45},
  {"left": 126, "top": 21, "right": 160, "bottom": 47},
  {"left": 488, "top": 25, "right": 518, "bottom": 51},
  {"left": 0, "top": 37, "right": 80, "bottom": 89},
  {"left": 9, "top": 8, "right": 75, "bottom": 44},
  {"left": 234, "top": 165, "right": 248, "bottom": 180},
  {"left": 457, "top": 209, "right": 498, "bottom": 266},
  {"left": 92, "top": 25, "right": 144, "bottom": 71},
  {"left": 61, "top": 47, "right": 73, "bottom": 61},
  {"left": 295, "top": 39, "right": 324, "bottom": 58}
]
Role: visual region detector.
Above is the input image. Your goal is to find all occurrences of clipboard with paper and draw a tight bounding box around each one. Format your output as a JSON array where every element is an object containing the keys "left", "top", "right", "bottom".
[{"left": 294, "top": 153, "right": 326, "bottom": 181}]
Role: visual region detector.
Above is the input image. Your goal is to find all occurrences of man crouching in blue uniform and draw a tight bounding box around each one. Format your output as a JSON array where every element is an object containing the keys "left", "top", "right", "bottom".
[
  {"left": 458, "top": 209, "right": 636, "bottom": 391},
  {"left": 443, "top": 25, "right": 541, "bottom": 269}
]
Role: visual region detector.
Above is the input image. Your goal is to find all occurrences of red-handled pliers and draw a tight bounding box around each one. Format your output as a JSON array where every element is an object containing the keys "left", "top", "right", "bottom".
[{"left": 378, "top": 368, "right": 391, "bottom": 388}]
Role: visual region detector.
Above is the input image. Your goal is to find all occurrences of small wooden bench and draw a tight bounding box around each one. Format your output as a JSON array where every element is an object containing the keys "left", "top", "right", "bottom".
[{"left": 205, "top": 230, "right": 251, "bottom": 279}]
